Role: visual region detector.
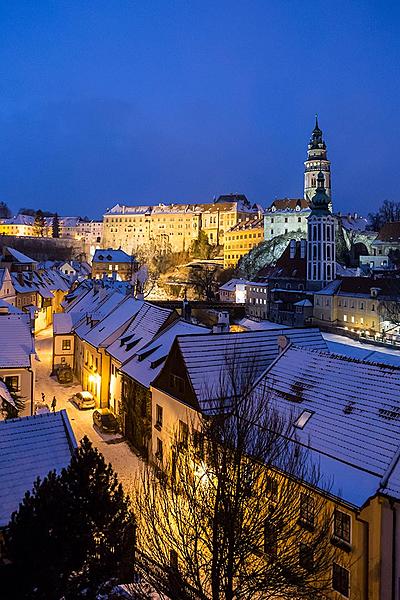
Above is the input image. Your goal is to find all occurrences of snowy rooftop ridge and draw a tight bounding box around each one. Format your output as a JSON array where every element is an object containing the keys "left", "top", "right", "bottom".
[
  {"left": 256, "top": 344, "right": 400, "bottom": 505},
  {"left": 159, "top": 328, "right": 328, "bottom": 406},
  {"left": 0, "top": 313, "right": 34, "bottom": 367},
  {"left": 0, "top": 410, "right": 77, "bottom": 528}
]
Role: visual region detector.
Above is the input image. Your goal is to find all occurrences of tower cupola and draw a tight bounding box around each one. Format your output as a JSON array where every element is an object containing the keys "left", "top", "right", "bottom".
[{"left": 304, "top": 115, "right": 331, "bottom": 203}]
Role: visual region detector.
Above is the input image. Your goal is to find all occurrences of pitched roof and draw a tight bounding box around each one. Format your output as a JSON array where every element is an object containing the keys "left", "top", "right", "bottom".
[
  {"left": 53, "top": 312, "right": 74, "bottom": 335},
  {"left": 107, "top": 302, "right": 175, "bottom": 363},
  {"left": 4, "top": 246, "right": 37, "bottom": 265},
  {"left": 93, "top": 248, "right": 134, "bottom": 263},
  {"left": 219, "top": 278, "right": 249, "bottom": 292},
  {"left": 84, "top": 297, "right": 143, "bottom": 348},
  {"left": 317, "top": 277, "right": 400, "bottom": 298},
  {"left": 256, "top": 345, "right": 400, "bottom": 504},
  {"left": 0, "top": 410, "right": 77, "bottom": 527},
  {"left": 268, "top": 198, "right": 310, "bottom": 212},
  {"left": 122, "top": 319, "right": 210, "bottom": 388},
  {"left": 0, "top": 314, "right": 34, "bottom": 367},
  {"left": 170, "top": 328, "right": 327, "bottom": 407},
  {"left": 227, "top": 216, "right": 264, "bottom": 232},
  {"left": 257, "top": 240, "right": 307, "bottom": 280}
]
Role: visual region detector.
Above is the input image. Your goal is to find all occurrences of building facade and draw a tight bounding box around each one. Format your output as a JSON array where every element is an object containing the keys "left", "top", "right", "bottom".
[
  {"left": 304, "top": 116, "right": 331, "bottom": 201},
  {"left": 102, "top": 196, "right": 258, "bottom": 254},
  {"left": 307, "top": 171, "right": 336, "bottom": 291},
  {"left": 91, "top": 248, "right": 139, "bottom": 281},
  {"left": 264, "top": 198, "right": 310, "bottom": 241},
  {"left": 223, "top": 216, "right": 264, "bottom": 267}
]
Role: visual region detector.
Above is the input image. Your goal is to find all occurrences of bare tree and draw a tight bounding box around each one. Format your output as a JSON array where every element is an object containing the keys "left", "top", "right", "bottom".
[
  {"left": 132, "top": 357, "right": 341, "bottom": 600},
  {"left": 188, "top": 264, "right": 221, "bottom": 301}
]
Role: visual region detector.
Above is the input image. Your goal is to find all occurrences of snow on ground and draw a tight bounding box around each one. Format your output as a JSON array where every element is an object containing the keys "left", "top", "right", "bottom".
[
  {"left": 34, "top": 327, "right": 143, "bottom": 491},
  {"left": 322, "top": 332, "right": 400, "bottom": 367}
]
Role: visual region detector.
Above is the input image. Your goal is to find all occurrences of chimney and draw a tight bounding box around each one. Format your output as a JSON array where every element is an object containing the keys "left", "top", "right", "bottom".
[
  {"left": 300, "top": 239, "right": 307, "bottom": 259},
  {"left": 277, "top": 334, "right": 290, "bottom": 353},
  {"left": 354, "top": 212, "right": 358, "bottom": 219},
  {"left": 212, "top": 311, "right": 230, "bottom": 334},
  {"left": 182, "top": 299, "right": 192, "bottom": 322},
  {"left": 18, "top": 272, "right": 23, "bottom": 286},
  {"left": 289, "top": 239, "right": 296, "bottom": 259}
]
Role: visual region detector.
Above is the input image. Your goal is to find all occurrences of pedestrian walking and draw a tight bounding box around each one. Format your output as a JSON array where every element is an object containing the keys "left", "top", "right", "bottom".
[
  {"left": 41, "top": 392, "right": 45, "bottom": 403},
  {"left": 51, "top": 396, "right": 57, "bottom": 412}
]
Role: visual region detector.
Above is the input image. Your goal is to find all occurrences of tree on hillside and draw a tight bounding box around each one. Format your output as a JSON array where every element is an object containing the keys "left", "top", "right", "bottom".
[
  {"left": 368, "top": 200, "right": 400, "bottom": 231},
  {"left": 190, "top": 230, "right": 217, "bottom": 260},
  {"left": 188, "top": 263, "right": 221, "bottom": 300},
  {"left": 52, "top": 213, "right": 60, "bottom": 238},
  {"left": 132, "top": 359, "right": 339, "bottom": 600},
  {"left": 2, "top": 437, "right": 136, "bottom": 600},
  {"left": 0, "top": 201, "right": 12, "bottom": 218},
  {"left": 33, "top": 209, "right": 46, "bottom": 237},
  {"left": 18, "top": 207, "right": 36, "bottom": 217}
]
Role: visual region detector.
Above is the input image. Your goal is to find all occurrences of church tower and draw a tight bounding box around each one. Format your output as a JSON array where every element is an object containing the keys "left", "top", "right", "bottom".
[
  {"left": 307, "top": 171, "right": 336, "bottom": 291},
  {"left": 304, "top": 116, "right": 331, "bottom": 202}
]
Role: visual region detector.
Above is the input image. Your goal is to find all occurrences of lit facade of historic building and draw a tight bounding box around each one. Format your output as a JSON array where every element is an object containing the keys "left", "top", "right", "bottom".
[
  {"left": 307, "top": 171, "right": 336, "bottom": 291},
  {"left": 102, "top": 196, "right": 258, "bottom": 254},
  {"left": 304, "top": 116, "right": 331, "bottom": 202}
]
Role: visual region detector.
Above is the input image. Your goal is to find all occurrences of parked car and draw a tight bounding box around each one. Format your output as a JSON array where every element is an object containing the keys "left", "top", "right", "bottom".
[
  {"left": 72, "top": 391, "right": 96, "bottom": 410},
  {"left": 56, "top": 365, "right": 73, "bottom": 383},
  {"left": 93, "top": 408, "right": 119, "bottom": 433},
  {"left": 34, "top": 402, "right": 50, "bottom": 415}
]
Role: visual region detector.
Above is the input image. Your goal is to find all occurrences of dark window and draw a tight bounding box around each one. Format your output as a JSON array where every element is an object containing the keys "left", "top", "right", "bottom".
[
  {"left": 332, "top": 563, "right": 349, "bottom": 597},
  {"left": 263, "top": 520, "right": 277, "bottom": 558},
  {"left": 299, "top": 543, "right": 314, "bottom": 572},
  {"left": 334, "top": 510, "right": 351, "bottom": 543},
  {"left": 156, "top": 438, "right": 163, "bottom": 461},
  {"left": 62, "top": 339, "right": 71, "bottom": 351},
  {"left": 266, "top": 476, "right": 278, "bottom": 500},
  {"left": 298, "top": 216, "right": 301, "bottom": 222},
  {"left": 285, "top": 217, "right": 288, "bottom": 223},
  {"left": 299, "top": 493, "right": 314, "bottom": 527},
  {"left": 169, "top": 373, "right": 185, "bottom": 394},
  {"left": 156, "top": 404, "right": 163, "bottom": 428},
  {"left": 178, "top": 420, "right": 188, "bottom": 448},
  {"left": 4, "top": 376, "right": 19, "bottom": 392}
]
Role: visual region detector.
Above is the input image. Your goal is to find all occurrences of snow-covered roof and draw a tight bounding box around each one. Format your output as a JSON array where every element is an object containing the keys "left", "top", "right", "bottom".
[
  {"left": 74, "top": 291, "right": 128, "bottom": 339},
  {"left": 323, "top": 334, "right": 400, "bottom": 368},
  {"left": 256, "top": 345, "right": 400, "bottom": 504},
  {"left": 219, "top": 278, "right": 249, "bottom": 292},
  {"left": 0, "top": 314, "right": 34, "bottom": 367},
  {"left": 53, "top": 312, "right": 74, "bottom": 335},
  {"left": 84, "top": 297, "right": 143, "bottom": 348},
  {"left": 122, "top": 319, "right": 210, "bottom": 388},
  {"left": 0, "top": 299, "right": 22, "bottom": 314},
  {"left": 170, "top": 328, "right": 327, "bottom": 406},
  {"left": 93, "top": 248, "right": 133, "bottom": 263},
  {"left": 0, "top": 411, "right": 77, "bottom": 527},
  {"left": 4, "top": 214, "right": 34, "bottom": 226},
  {"left": 107, "top": 302, "right": 175, "bottom": 363},
  {"left": 4, "top": 246, "right": 37, "bottom": 264}
]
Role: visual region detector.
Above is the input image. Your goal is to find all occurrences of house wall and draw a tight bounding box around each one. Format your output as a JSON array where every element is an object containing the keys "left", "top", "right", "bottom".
[
  {"left": 0, "top": 364, "right": 34, "bottom": 417},
  {"left": 223, "top": 225, "right": 264, "bottom": 268},
  {"left": 264, "top": 210, "right": 309, "bottom": 240},
  {"left": 245, "top": 283, "right": 269, "bottom": 320},
  {"left": 53, "top": 334, "right": 75, "bottom": 370},
  {"left": 313, "top": 294, "right": 381, "bottom": 333},
  {"left": 150, "top": 386, "right": 200, "bottom": 464}
]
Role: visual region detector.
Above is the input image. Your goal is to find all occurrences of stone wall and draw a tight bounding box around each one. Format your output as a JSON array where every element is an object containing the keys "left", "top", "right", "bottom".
[{"left": 0, "top": 236, "right": 90, "bottom": 262}]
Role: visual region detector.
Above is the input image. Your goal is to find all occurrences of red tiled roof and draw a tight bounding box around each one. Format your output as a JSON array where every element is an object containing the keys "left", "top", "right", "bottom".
[{"left": 269, "top": 198, "right": 310, "bottom": 211}]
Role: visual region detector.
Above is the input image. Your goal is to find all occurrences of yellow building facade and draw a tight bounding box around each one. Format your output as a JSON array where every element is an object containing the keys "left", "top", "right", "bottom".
[
  {"left": 223, "top": 216, "right": 264, "bottom": 268},
  {"left": 102, "top": 197, "right": 259, "bottom": 254}
]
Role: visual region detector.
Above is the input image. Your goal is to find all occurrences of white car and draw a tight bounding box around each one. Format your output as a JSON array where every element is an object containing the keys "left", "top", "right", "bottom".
[
  {"left": 34, "top": 402, "right": 50, "bottom": 415},
  {"left": 72, "top": 391, "right": 96, "bottom": 410}
]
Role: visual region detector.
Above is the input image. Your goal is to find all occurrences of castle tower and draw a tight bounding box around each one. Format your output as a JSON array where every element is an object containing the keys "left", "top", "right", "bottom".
[
  {"left": 307, "top": 171, "right": 336, "bottom": 291},
  {"left": 304, "top": 116, "right": 331, "bottom": 202}
]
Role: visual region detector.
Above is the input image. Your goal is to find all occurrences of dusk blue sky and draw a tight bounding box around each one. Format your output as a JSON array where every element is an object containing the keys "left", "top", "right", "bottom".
[{"left": 1, "top": 1, "right": 399, "bottom": 218}]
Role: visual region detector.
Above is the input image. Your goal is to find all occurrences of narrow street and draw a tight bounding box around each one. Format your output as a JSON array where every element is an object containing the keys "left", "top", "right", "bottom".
[{"left": 34, "top": 327, "right": 143, "bottom": 491}]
